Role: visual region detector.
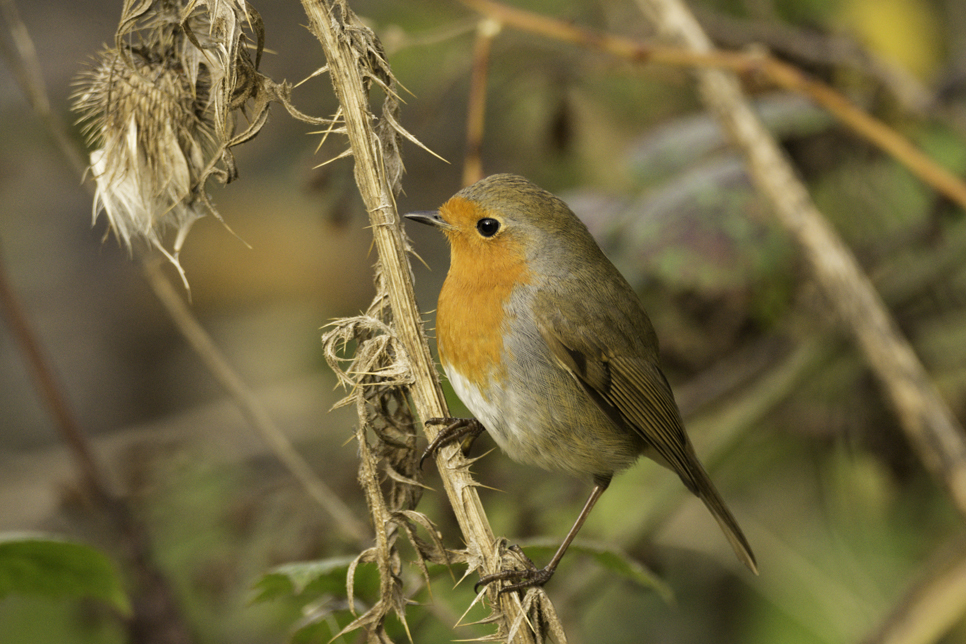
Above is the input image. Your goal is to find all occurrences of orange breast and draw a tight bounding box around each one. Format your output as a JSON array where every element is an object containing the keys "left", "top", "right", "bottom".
[{"left": 435, "top": 200, "right": 532, "bottom": 394}]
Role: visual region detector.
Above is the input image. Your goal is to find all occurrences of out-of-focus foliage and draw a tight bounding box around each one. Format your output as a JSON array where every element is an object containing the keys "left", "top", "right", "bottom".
[
  {"left": 0, "top": 533, "right": 129, "bottom": 613},
  {"left": 4, "top": 0, "right": 966, "bottom": 643},
  {"left": 838, "top": 0, "right": 943, "bottom": 80}
]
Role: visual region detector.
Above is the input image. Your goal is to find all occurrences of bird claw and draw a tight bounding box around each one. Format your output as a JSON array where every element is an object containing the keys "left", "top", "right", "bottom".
[
  {"left": 420, "top": 417, "right": 485, "bottom": 469},
  {"left": 474, "top": 545, "right": 556, "bottom": 595}
]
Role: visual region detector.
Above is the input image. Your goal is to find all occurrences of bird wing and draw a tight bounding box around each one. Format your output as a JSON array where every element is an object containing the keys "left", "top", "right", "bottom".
[
  {"left": 535, "top": 302, "right": 759, "bottom": 574},
  {"left": 535, "top": 315, "right": 696, "bottom": 486}
]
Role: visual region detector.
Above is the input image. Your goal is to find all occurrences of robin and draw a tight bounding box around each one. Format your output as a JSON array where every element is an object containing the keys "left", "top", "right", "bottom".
[{"left": 407, "top": 174, "right": 757, "bottom": 592}]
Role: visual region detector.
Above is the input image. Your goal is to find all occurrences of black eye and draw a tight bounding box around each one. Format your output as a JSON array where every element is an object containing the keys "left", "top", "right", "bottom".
[{"left": 476, "top": 218, "right": 500, "bottom": 237}]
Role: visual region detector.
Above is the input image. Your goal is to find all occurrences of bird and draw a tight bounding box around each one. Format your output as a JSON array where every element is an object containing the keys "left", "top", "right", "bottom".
[{"left": 406, "top": 173, "right": 757, "bottom": 593}]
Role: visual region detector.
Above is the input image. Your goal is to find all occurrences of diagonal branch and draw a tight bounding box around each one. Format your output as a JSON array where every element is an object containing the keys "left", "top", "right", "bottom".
[
  {"left": 458, "top": 0, "right": 966, "bottom": 214},
  {"left": 142, "top": 260, "right": 368, "bottom": 543},
  {"left": 636, "top": 0, "right": 966, "bottom": 518},
  {"left": 463, "top": 18, "right": 500, "bottom": 186}
]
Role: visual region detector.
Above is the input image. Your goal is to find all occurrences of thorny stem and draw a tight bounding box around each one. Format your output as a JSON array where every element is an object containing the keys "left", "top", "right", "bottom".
[{"left": 300, "top": 0, "right": 542, "bottom": 640}]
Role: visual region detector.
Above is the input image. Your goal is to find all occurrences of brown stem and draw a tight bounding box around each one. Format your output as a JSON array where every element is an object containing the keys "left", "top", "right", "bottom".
[
  {"left": 299, "top": 0, "right": 541, "bottom": 640},
  {"left": 0, "top": 0, "right": 87, "bottom": 176},
  {"left": 0, "top": 247, "right": 195, "bottom": 644},
  {"left": 141, "top": 260, "right": 369, "bottom": 543},
  {"left": 636, "top": 0, "right": 966, "bottom": 517},
  {"left": 457, "top": 0, "right": 966, "bottom": 212},
  {"left": 463, "top": 18, "right": 499, "bottom": 186},
  {"left": 0, "top": 244, "right": 108, "bottom": 501}
]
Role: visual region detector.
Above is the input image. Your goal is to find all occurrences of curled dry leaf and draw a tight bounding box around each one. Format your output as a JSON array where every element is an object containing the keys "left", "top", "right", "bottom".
[{"left": 324, "top": 289, "right": 453, "bottom": 641}]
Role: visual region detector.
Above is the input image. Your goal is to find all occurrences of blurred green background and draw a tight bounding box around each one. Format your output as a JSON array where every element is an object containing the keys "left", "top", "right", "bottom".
[{"left": 3, "top": 0, "right": 966, "bottom": 642}]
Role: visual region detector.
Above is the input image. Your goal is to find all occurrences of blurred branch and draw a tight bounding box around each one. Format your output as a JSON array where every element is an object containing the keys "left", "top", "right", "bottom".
[
  {"left": 1, "top": 2, "right": 374, "bottom": 638},
  {"left": 141, "top": 260, "right": 368, "bottom": 544},
  {"left": 457, "top": 0, "right": 966, "bottom": 214},
  {"left": 554, "top": 332, "right": 832, "bottom": 608},
  {"left": 299, "top": 0, "right": 542, "bottom": 640},
  {"left": 746, "top": 518, "right": 873, "bottom": 643},
  {"left": 0, "top": 250, "right": 195, "bottom": 644},
  {"left": 862, "top": 533, "right": 966, "bottom": 644},
  {"left": 0, "top": 245, "right": 107, "bottom": 499},
  {"left": 0, "top": 0, "right": 86, "bottom": 175},
  {"left": 557, "top": 206, "right": 966, "bottom": 610},
  {"left": 631, "top": 334, "right": 833, "bottom": 544},
  {"left": 463, "top": 18, "right": 500, "bottom": 186},
  {"left": 382, "top": 17, "right": 478, "bottom": 55},
  {"left": 2, "top": 0, "right": 360, "bottom": 543},
  {"left": 634, "top": 0, "right": 966, "bottom": 519},
  {"left": 0, "top": 3, "right": 198, "bottom": 641},
  {"left": 694, "top": 5, "right": 933, "bottom": 114},
  {"left": 673, "top": 334, "right": 789, "bottom": 417}
]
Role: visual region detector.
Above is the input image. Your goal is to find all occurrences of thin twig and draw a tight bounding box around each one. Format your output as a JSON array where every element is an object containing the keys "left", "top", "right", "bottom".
[
  {"left": 0, "top": 0, "right": 87, "bottom": 176},
  {"left": 457, "top": 0, "right": 966, "bottom": 213},
  {"left": 463, "top": 18, "right": 500, "bottom": 186},
  {"left": 141, "top": 259, "right": 368, "bottom": 544},
  {"left": 1, "top": 5, "right": 199, "bottom": 641},
  {"left": 1, "top": 0, "right": 361, "bottom": 545},
  {"left": 693, "top": 5, "right": 933, "bottom": 114},
  {"left": 0, "top": 244, "right": 109, "bottom": 501}
]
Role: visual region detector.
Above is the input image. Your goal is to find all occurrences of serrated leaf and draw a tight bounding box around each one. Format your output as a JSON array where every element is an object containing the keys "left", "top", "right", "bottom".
[
  {"left": 586, "top": 548, "right": 673, "bottom": 602},
  {"left": 512, "top": 539, "right": 674, "bottom": 602},
  {"left": 250, "top": 555, "right": 382, "bottom": 604},
  {"left": 0, "top": 532, "right": 130, "bottom": 614}
]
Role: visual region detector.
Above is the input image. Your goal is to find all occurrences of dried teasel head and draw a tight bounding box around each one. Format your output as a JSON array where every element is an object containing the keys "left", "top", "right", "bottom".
[
  {"left": 72, "top": 0, "right": 266, "bottom": 289},
  {"left": 74, "top": 46, "right": 214, "bottom": 286}
]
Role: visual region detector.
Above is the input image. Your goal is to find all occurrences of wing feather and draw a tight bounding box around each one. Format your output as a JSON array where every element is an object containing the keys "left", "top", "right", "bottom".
[
  {"left": 538, "top": 320, "right": 758, "bottom": 573},
  {"left": 540, "top": 321, "right": 696, "bottom": 487}
]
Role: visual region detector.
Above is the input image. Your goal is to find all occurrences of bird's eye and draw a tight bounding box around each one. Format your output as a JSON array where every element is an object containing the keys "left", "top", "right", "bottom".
[{"left": 476, "top": 218, "right": 500, "bottom": 237}]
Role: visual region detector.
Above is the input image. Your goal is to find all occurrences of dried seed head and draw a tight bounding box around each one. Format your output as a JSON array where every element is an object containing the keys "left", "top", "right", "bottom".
[
  {"left": 74, "top": 46, "right": 215, "bottom": 284},
  {"left": 72, "top": 0, "right": 266, "bottom": 289}
]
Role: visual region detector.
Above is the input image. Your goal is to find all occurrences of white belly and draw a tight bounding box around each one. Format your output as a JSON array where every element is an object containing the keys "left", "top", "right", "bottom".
[
  {"left": 441, "top": 361, "right": 641, "bottom": 479},
  {"left": 443, "top": 365, "right": 511, "bottom": 449}
]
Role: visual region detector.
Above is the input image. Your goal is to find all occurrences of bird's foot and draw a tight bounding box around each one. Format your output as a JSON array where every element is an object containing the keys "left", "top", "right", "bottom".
[
  {"left": 475, "top": 545, "right": 556, "bottom": 595},
  {"left": 420, "top": 417, "right": 485, "bottom": 468}
]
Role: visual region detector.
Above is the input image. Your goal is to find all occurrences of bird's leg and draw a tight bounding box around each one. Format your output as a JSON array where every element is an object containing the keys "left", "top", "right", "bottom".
[
  {"left": 476, "top": 477, "right": 611, "bottom": 594},
  {"left": 420, "top": 417, "right": 486, "bottom": 468}
]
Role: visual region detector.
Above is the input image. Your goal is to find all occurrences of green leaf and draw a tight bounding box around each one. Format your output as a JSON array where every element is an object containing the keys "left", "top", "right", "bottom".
[
  {"left": 0, "top": 532, "right": 130, "bottom": 614},
  {"left": 514, "top": 539, "right": 674, "bottom": 603},
  {"left": 250, "top": 555, "right": 358, "bottom": 603},
  {"left": 585, "top": 547, "right": 673, "bottom": 603}
]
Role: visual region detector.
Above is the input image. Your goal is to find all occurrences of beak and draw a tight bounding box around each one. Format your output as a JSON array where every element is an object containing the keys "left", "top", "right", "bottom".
[{"left": 404, "top": 210, "right": 452, "bottom": 230}]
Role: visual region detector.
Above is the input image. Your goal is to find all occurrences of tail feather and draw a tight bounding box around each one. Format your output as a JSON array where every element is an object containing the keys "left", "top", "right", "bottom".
[{"left": 684, "top": 457, "right": 758, "bottom": 575}]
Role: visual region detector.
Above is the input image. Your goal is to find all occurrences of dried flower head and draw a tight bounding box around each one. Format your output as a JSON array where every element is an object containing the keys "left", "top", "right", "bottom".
[
  {"left": 74, "top": 46, "right": 213, "bottom": 286},
  {"left": 72, "top": 0, "right": 268, "bottom": 288}
]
